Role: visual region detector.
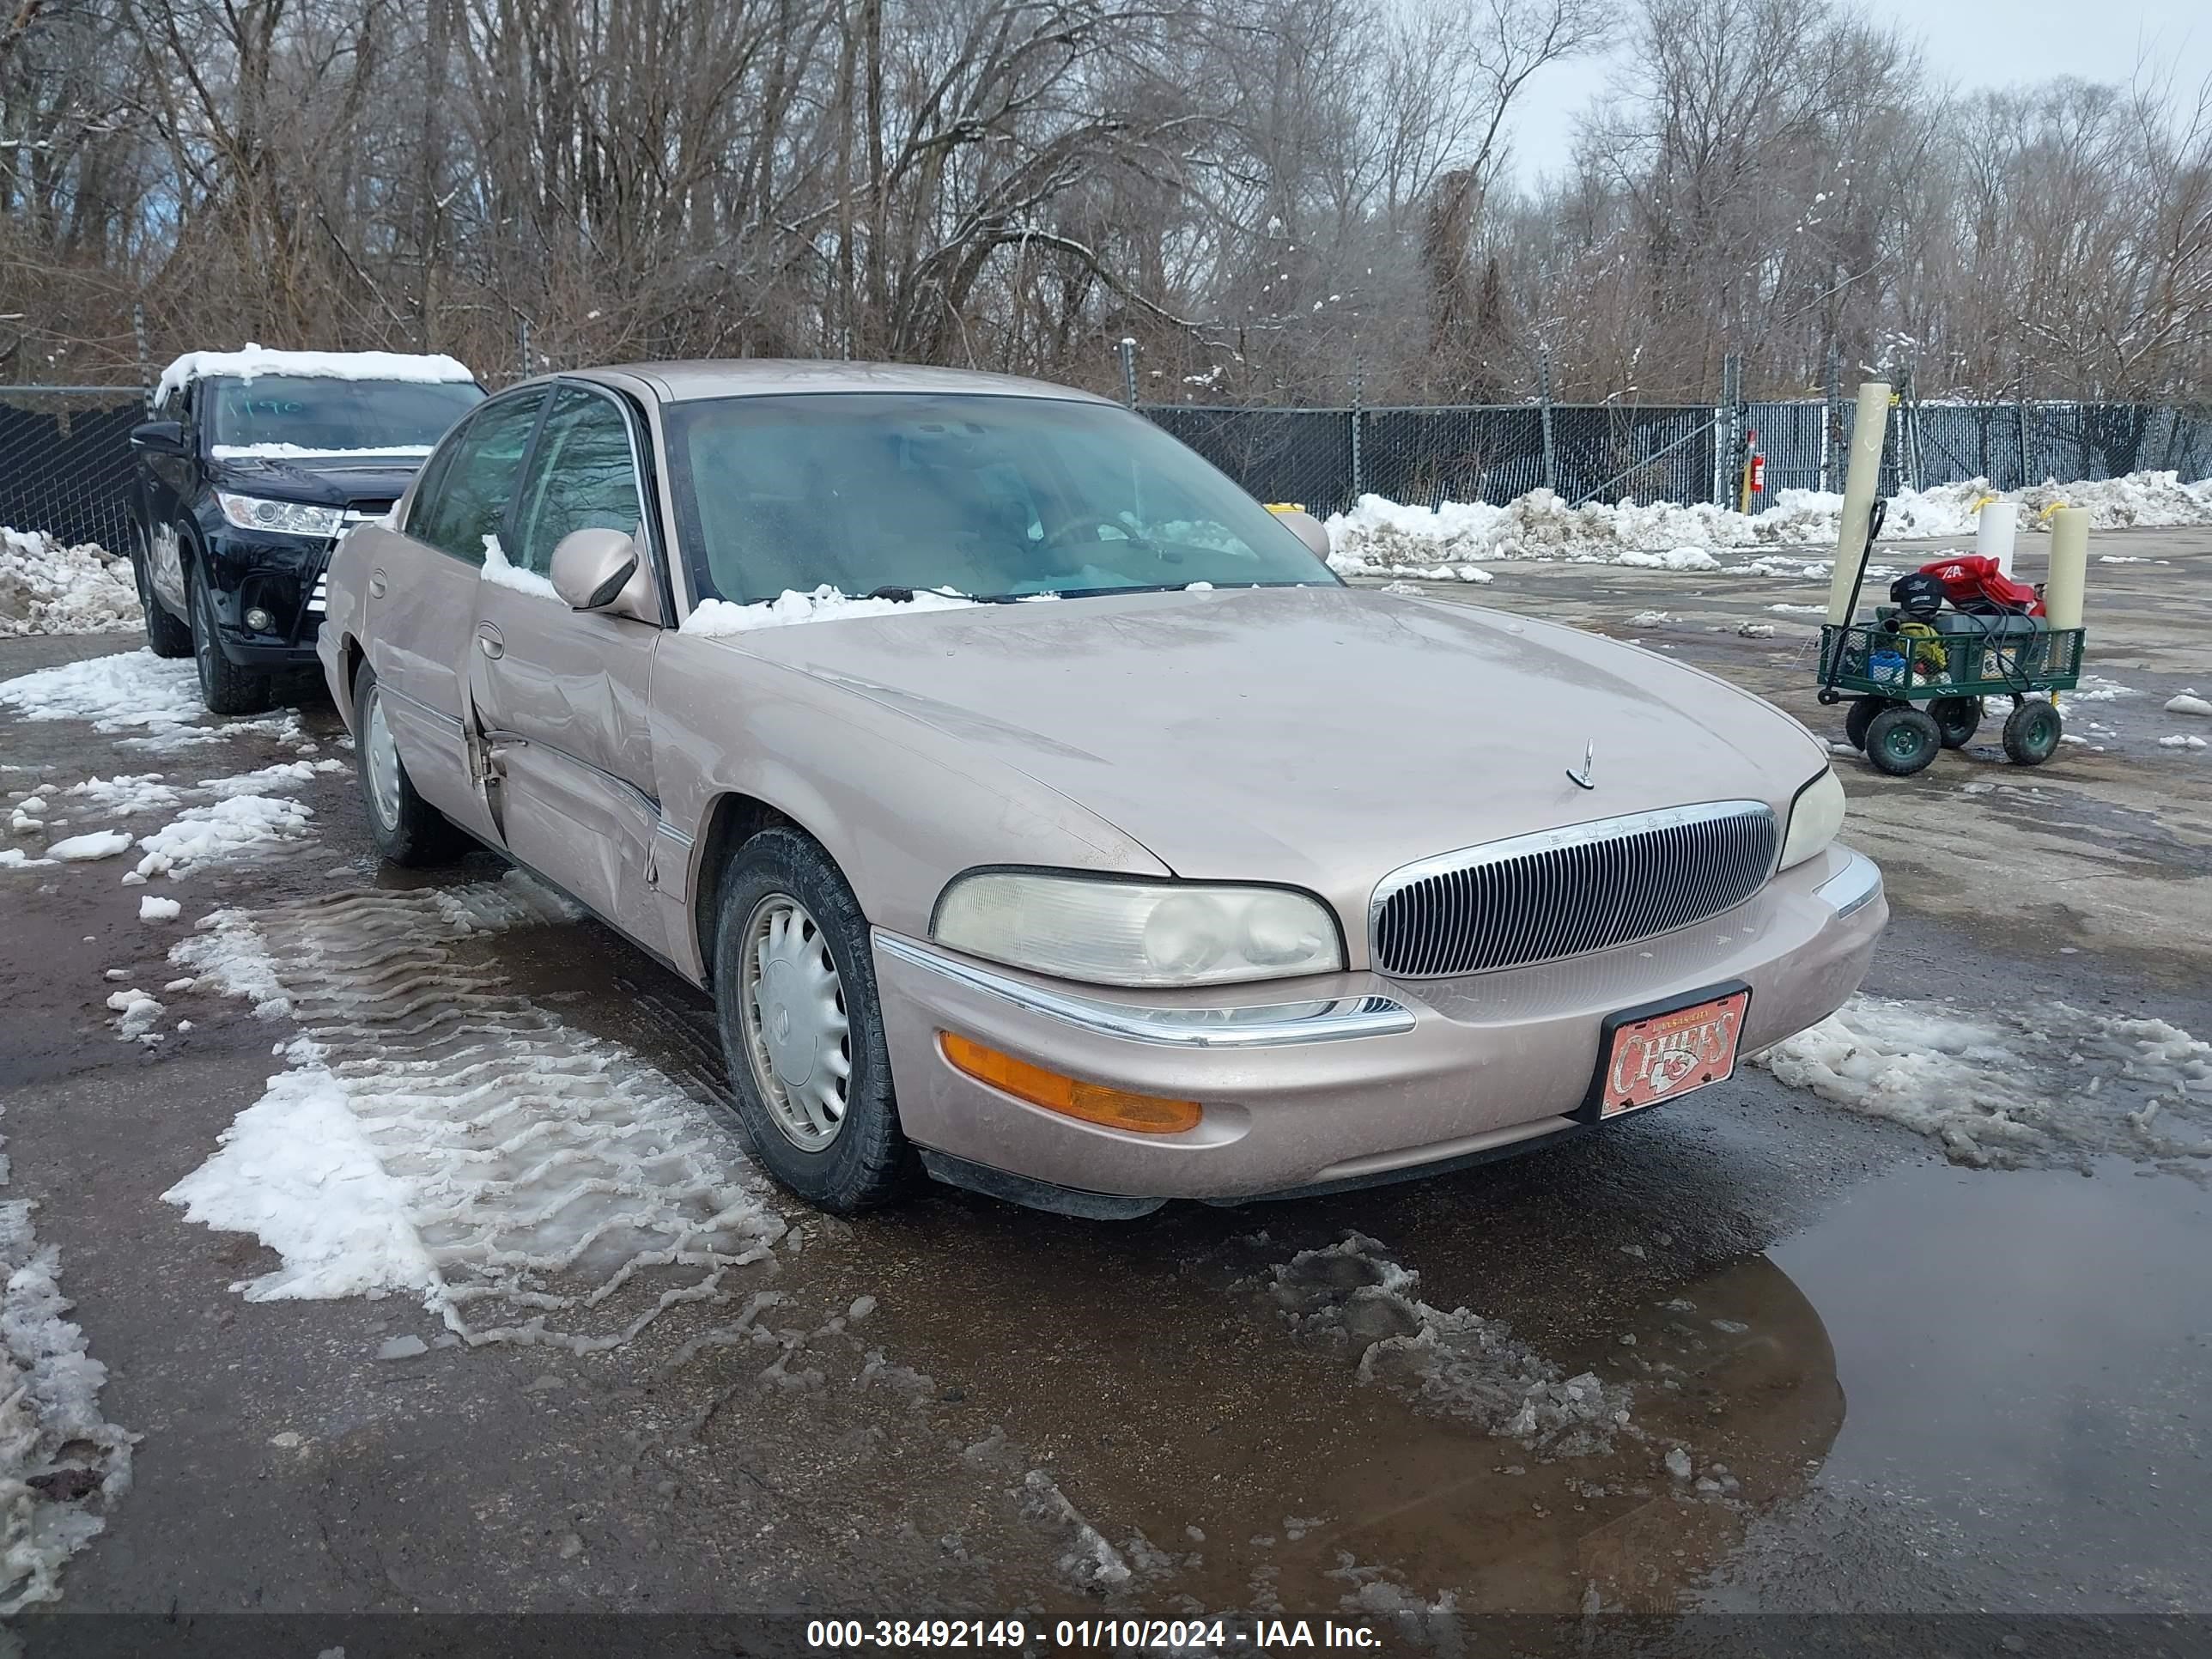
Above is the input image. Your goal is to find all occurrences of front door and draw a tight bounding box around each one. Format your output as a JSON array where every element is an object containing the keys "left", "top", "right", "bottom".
[
  {"left": 140, "top": 381, "right": 194, "bottom": 611},
  {"left": 368, "top": 386, "right": 547, "bottom": 844},
  {"left": 467, "top": 382, "right": 666, "bottom": 951}
]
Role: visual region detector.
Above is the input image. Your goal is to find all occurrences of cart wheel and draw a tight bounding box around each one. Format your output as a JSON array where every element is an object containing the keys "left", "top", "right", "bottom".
[
  {"left": 1866, "top": 706, "right": 1942, "bottom": 776},
  {"left": 1929, "top": 696, "right": 1984, "bottom": 749},
  {"left": 1844, "top": 696, "right": 1893, "bottom": 751},
  {"left": 2002, "top": 699, "right": 2062, "bottom": 766}
]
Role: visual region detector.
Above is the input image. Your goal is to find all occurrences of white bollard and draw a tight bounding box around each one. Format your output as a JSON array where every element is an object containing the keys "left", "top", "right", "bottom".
[
  {"left": 1825, "top": 383, "right": 1893, "bottom": 625},
  {"left": 2045, "top": 507, "right": 2088, "bottom": 632},
  {"left": 1977, "top": 500, "right": 2018, "bottom": 576}
]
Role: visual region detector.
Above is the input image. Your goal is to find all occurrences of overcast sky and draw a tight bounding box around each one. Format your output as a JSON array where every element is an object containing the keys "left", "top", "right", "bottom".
[{"left": 1506, "top": 0, "right": 2212, "bottom": 184}]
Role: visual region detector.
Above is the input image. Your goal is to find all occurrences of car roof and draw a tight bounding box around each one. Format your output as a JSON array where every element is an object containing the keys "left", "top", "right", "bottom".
[{"left": 567, "top": 359, "right": 1118, "bottom": 406}]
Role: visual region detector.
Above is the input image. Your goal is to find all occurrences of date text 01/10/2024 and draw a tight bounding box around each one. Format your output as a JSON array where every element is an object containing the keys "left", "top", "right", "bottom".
[{"left": 805, "top": 1619, "right": 1382, "bottom": 1650}]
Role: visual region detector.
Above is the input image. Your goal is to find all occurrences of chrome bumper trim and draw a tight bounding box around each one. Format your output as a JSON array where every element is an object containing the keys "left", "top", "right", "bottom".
[
  {"left": 872, "top": 932, "right": 1415, "bottom": 1048},
  {"left": 1814, "top": 848, "right": 1882, "bottom": 919}
]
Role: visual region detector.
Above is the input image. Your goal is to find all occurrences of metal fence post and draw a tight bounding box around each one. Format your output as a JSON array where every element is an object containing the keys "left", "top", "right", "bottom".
[
  {"left": 2015, "top": 370, "right": 2033, "bottom": 488},
  {"left": 515, "top": 315, "right": 531, "bottom": 382},
  {"left": 1897, "top": 358, "right": 1920, "bottom": 491},
  {"left": 1715, "top": 352, "right": 1743, "bottom": 506},
  {"left": 132, "top": 304, "right": 152, "bottom": 410},
  {"left": 1116, "top": 337, "right": 1138, "bottom": 409},
  {"left": 1821, "top": 348, "right": 1841, "bottom": 491},
  {"left": 1349, "top": 357, "right": 1365, "bottom": 501},
  {"left": 1537, "top": 345, "right": 1558, "bottom": 495}
]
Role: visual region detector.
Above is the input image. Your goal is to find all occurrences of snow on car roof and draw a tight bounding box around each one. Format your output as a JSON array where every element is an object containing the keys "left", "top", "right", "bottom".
[{"left": 156, "top": 343, "right": 478, "bottom": 404}]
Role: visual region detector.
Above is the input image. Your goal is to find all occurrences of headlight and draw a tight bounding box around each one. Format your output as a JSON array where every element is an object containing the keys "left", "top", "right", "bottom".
[
  {"left": 216, "top": 492, "right": 345, "bottom": 538},
  {"left": 1780, "top": 769, "right": 1846, "bottom": 869},
  {"left": 933, "top": 872, "right": 1345, "bottom": 988}
]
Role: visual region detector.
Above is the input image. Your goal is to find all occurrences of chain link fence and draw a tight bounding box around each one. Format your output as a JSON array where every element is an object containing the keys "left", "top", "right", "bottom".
[
  {"left": 0, "top": 387, "right": 148, "bottom": 550},
  {"left": 3, "top": 377, "right": 2209, "bottom": 556}
]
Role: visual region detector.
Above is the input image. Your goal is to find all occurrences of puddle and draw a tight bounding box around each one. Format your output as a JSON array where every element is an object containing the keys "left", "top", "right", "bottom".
[{"left": 1705, "top": 1158, "right": 2212, "bottom": 1611}]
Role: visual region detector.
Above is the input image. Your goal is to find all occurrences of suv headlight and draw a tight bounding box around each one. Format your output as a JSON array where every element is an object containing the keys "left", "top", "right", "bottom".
[
  {"left": 933, "top": 872, "right": 1345, "bottom": 988},
  {"left": 216, "top": 492, "right": 345, "bottom": 538},
  {"left": 1780, "top": 769, "right": 1846, "bottom": 869}
]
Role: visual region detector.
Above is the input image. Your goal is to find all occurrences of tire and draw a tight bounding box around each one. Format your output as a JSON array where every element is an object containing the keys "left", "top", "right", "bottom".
[
  {"left": 2002, "top": 698, "right": 2063, "bottom": 766},
  {"left": 711, "top": 826, "right": 913, "bottom": 1212},
  {"left": 352, "top": 665, "right": 464, "bottom": 866},
  {"left": 134, "top": 532, "right": 192, "bottom": 659},
  {"left": 1929, "top": 696, "right": 1984, "bottom": 750},
  {"left": 1844, "top": 696, "right": 1892, "bottom": 751},
  {"left": 190, "top": 568, "right": 272, "bottom": 715},
  {"left": 1865, "top": 705, "right": 1942, "bottom": 776}
]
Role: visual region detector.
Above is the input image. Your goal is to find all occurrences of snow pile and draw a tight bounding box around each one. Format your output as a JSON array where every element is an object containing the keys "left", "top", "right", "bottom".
[
  {"left": 0, "top": 1191, "right": 136, "bottom": 1611},
  {"left": 0, "top": 652, "right": 204, "bottom": 739},
  {"left": 683, "top": 585, "right": 977, "bottom": 636},
  {"left": 2159, "top": 734, "right": 2209, "bottom": 750},
  {"left": 131, "top": 793, "right": 313, "bottom": 881},
  {"left": 2166, "top": 690, "right": 2212, "bottom": 718},
  {"left": 164, "top": 883, "right": 785, "bottom": 1350},
  {"left": 1323, "top": 471, "right": 2212, "bottom": 581},
  {"left": 61, "top": 775, "right": 181, "bottom": 817},
  {"left": 104, "top": 988, "right": 163, "bottom": 1040},
  {"left": 0, "top": 531, "right": 141, "bottom": 639},
  {"left": 1270, "top": 1232, "right": 1629, "bottom": 1454},
  {"left": 138, "top": 896, "right": 180, "bottom": 923},
  {"left": 156, "top": 343, "right": 476, "bottom": 403},
  {"left": 2017, "top": 471, "right": 2212, "bottom": 529},
  {"left": 1753, "top": 994, "right": 2212, "bottom": 1169},
  {"left": 46, "top": 830, "right": 132, "bottom": 862}
]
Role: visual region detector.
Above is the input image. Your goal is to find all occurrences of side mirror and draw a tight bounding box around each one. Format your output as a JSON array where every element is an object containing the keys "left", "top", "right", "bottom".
[
  {"left": 550, "top": 527, "right": 641, "bottom": 612},
  {"left": 1272, "top": 507, "right": 1333, "bottom": 562},
  {"left": 131, "top": 419, "right": 185, "bottom": 457}
]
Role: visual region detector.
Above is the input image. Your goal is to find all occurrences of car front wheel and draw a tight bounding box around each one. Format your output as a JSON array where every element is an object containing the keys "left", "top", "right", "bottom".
[
  {"left": 711, "top": 827, "right": 912, "bottom": 1212},
  {"left": 190, "top": 568, "right": 272, "bottom": 715},
  {"left": 352, "top": 665, "right": 462, "bottom": 866}
]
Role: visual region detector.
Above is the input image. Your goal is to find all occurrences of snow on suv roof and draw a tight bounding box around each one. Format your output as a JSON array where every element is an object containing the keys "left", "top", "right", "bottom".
[{"left": 157, "top": 344, "right": 478, "bottom": 404}]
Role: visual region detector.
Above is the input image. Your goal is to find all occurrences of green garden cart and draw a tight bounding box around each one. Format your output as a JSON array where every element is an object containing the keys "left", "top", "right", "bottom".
[{"left": 1815, "top": 613, "right": 2086, "bottom": 776}]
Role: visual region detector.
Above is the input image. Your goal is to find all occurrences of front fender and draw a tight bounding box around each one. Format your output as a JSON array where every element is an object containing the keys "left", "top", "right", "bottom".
[{"left": 653, "top": 632, "right": 1169, "bottom": 975}]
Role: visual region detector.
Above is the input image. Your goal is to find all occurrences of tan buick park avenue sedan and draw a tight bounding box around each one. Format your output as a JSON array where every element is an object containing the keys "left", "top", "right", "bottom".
[{"left": 319, "top": 362, "right": 1885, "bottom": 1217}]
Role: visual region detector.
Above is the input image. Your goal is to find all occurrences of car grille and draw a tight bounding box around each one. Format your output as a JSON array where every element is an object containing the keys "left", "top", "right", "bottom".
[{"left": 1370, "top": 801, "right": 1779, "bottom": 978}]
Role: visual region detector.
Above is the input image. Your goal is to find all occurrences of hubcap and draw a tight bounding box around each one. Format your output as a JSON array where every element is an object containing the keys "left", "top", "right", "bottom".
[
  {"left": 363, "top": 689, "right": 403, "bottom": 831},
  {"left": 738, "top": 895, "right": 852, "bottom": 1152}
]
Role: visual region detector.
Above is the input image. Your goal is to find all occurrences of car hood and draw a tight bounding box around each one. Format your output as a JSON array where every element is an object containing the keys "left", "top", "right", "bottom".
[
  {"left": 708, "top": 585, "right": 1830, "bottom": 910},
  {"left": 208, "top": 453, "right": 424, "bottom": 507}
]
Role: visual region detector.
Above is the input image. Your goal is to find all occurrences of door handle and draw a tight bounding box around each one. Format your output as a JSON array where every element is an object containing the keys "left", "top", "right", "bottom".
[
  {"left": 368, "top": 568, "right": 388, "bottom": 598},
  {"left": 477, "top": 623, "right": 504, "bottom": 660}
]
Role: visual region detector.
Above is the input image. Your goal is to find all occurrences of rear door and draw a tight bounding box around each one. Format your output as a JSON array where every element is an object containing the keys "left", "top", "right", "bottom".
[
  {"left": 467, "top": 382, "right": 667, "bottom": 948},
  {"left": 366, "top": 386, "right": 547, "bottom": 844}
]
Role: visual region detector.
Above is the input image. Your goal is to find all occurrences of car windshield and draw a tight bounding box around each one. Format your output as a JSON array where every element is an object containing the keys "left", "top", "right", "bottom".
[
  {"left": 204, "top": 375, "right": 485, "bottom": 454},
  {"left": 664, "top": 392, "right": 1337, "bottom": 604}
]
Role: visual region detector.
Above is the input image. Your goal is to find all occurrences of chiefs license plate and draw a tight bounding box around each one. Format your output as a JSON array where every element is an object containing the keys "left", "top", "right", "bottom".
[{"left": 1595, "top": 988, "right": 1751, "bottom": 1118}]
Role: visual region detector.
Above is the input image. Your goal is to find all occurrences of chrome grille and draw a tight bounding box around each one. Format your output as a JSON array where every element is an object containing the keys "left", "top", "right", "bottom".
[{"left": 1370, "top": 801, "right": 1778, "bottom": 978}]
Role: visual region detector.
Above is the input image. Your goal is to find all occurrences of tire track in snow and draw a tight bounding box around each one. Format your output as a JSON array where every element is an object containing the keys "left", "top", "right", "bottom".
[{"left": 165, "top": 876, "right": 787, "bottom": 1352}]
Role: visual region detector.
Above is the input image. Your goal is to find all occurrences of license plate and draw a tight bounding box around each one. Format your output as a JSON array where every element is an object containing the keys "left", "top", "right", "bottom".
[{"left": 1595, "top": 988, "right": 1750, "bottom": 1118}]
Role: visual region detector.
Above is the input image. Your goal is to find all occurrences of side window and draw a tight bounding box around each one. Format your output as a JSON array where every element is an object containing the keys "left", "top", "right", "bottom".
[
  {"left": 406, "top": 390, "right": 546, "bottom": 565},
  {"left": 509, "top": 386, "right": 646, "bottom": 577}
]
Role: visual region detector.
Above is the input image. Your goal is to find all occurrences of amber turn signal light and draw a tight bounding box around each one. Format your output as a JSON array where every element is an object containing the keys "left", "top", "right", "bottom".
[{"left": 938, "top": 1032, "right": 1202, "bottom": 1135}]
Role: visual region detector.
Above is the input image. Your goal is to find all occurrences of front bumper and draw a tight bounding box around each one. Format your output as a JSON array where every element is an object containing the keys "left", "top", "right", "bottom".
[
  {"left": 199, "top": 527, "right": 335, "bottom": 666},
  {"left": 873, "top": 842, "right": 1885, "bottom": 1205}
]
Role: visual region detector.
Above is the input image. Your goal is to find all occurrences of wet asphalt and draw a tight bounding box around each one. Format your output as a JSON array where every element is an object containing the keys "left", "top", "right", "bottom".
[{"left": 2, "top": 529, "right": 2209, "bottom": 1643}]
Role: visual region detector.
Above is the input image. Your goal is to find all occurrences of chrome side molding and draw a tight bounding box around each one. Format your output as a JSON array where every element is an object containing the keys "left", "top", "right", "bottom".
[{"left": 872, "top": 932, "right": 1415, "bottom": 1048}]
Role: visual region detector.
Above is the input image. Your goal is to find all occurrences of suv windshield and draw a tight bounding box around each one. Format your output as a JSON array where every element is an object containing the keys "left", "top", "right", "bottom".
[
  {"left": 665, "top": 392, "right": 1336, "bottom": 604},
  {"left": 204, "top": 374, "right": 485, "bottom": 455}
]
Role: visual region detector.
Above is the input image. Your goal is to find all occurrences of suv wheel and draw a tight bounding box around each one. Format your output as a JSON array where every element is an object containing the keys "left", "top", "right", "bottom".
[
  {"left": 353, "top": 666, "right": 463, "bottom": 866},
  {"left": 134, "top": 532, "right": 192, "bottom": 659},
  {"left": 711, "top": 827, "right": 913, "bottom": 1212},
  {"left": 190, "top": 569, "right": 272, "bottom": 715}
]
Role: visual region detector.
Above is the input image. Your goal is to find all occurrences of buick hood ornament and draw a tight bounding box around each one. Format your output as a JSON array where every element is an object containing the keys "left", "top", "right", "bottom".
[{"left": 1566, "top": 741, "right": 1596, "bottom": 791}]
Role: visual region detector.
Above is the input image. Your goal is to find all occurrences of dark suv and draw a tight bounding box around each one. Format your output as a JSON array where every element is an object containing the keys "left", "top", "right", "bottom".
[{"left": 129, "top": 356, "right": 485, "bottom": 713}]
